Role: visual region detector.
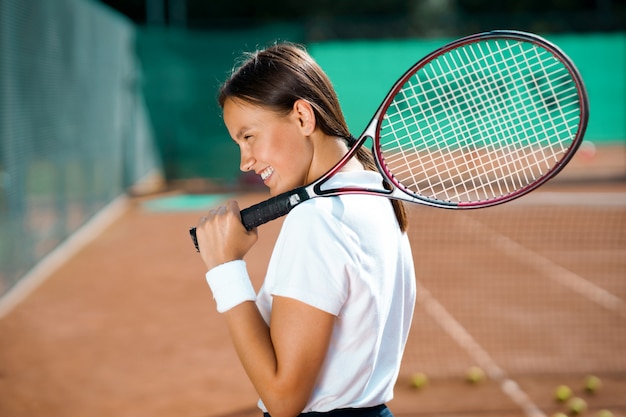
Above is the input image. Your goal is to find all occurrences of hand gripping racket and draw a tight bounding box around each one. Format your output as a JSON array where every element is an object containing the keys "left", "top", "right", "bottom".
[{"left": 190, "top": 30, "right": 589, "bottom": 251}]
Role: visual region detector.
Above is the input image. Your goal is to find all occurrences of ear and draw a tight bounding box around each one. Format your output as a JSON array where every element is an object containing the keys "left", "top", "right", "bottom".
[{"left": 292, "top": 99, "right": 316, "bottom": 136}]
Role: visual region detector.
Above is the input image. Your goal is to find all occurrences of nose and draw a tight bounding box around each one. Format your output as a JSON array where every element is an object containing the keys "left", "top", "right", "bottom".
[{"left": 239, "top": 145, "right": 255, "bottom": 172}]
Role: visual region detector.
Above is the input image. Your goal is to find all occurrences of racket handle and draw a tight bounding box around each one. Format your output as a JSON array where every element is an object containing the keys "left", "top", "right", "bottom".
[
  {"left": 188, "top": 188, "right": 309, "bottom": 252},
  {"left": 240, "top": 187, "right": 309, "bottom": 230}
]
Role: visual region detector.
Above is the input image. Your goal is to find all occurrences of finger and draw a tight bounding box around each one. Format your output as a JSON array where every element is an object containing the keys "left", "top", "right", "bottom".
[
  {"left": 226, "top": 200, "right": 240, "bottom": 211},
  {"left": 197, "top": 214, "right": 211, "bottom": 228}
]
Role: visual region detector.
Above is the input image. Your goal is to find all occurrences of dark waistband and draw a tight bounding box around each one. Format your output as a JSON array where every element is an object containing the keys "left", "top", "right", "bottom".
[{"left": 264, "top": 404, "right": 388, "bottom": 417}]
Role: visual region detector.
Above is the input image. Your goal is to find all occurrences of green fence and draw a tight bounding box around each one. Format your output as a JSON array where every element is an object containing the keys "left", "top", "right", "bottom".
[
  {"left": 0, "top": 0, "right": 160, "bottom": 297},
  {"left": 310, "top": 33, "right": 625, "bottom": 145},
  {"left": 136, "top": 24, "right": 305, "bottom": 183},
  {"left": 137, "top": 30, "right": 625, "bottom": 185}
]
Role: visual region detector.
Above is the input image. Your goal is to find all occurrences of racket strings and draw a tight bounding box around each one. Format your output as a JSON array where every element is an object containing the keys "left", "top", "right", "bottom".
[
  {"left": 398, "top": 42, "right": 568, "bottom": 188},
  {"left": 379, "top": 38, "right": 582, "bottom": 204},
  {"left": 400, "top": 44, "right": 576, "bottom": 199},
  {"left": 447, "top": 42, "right": 566, "bottom": 194}
]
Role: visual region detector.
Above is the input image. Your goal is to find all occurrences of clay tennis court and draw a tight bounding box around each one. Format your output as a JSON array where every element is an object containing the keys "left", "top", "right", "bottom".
[{"left": 0, "top": 146, "right": 625, "bottom": 417}]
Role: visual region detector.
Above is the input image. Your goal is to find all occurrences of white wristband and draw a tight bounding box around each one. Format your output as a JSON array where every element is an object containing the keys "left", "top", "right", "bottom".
[{"left": 205, "top": 260, "right": 256, "bottom": 313}]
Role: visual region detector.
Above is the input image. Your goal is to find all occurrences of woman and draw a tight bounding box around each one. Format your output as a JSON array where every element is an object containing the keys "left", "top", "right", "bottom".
[{"left": 195, "top": 42, "right": 416, "bottom": 417}]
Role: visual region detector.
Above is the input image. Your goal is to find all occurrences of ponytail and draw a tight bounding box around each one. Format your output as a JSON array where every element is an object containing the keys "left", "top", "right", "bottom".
[{"left": 348, "top": 137, "right": 408, "bottom": 232}]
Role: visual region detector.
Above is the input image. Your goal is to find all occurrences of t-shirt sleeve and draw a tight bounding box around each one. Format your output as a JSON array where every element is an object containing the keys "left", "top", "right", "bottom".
[{"left": 266, "top": 201, "right": 356, "bottom": 316}]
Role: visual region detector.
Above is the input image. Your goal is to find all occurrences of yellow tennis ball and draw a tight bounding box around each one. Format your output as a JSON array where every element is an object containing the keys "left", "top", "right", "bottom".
[
  {"left": 551, "top": 413, "right": 568, "bottom": 417},
  {"left": 585, "top": 375, "right": 602, "bottom": 393},
  {"left": 554, "top": 385, "right": 573, "bottom": 402},
  {"left": 409, "top": 372, "right": 428, "bottom": 389},
  {"left": 596, "top": 410, "right": 614, "bottom": 417},
  {"left": 567, "top": 397, "right": 588, "bottom": 415},
  {"left": 465, "top": 366, "right": 485, "bottom": 384}
]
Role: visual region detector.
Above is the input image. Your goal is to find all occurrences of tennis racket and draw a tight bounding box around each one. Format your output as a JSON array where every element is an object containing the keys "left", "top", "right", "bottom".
[{"left": 190, "top": 30, "right": 588, "bottom": 251}]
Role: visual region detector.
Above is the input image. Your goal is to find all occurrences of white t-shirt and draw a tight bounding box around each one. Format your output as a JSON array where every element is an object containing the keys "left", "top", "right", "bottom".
[{"left": 256, "top": 170, "right": 416, "bottom": 413}]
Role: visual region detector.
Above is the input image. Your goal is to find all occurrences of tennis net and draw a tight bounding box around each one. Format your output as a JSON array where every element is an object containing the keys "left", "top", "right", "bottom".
[{"left": 402, "top": 145, "right": 625, "bottom": 377}]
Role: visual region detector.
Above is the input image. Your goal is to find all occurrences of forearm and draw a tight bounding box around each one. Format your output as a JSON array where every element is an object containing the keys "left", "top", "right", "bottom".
[
  {"left": 224, "top": 301, "right": 276, "bottom": 387},
  {"left": 204, "top": 262, "right": 328, "bottom": 416},
  {"left": 224, "top": 302, "right": 309, "bottom": 417}
]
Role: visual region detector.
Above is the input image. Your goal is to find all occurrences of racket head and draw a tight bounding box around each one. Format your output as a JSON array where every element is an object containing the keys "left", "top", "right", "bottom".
[{"left": 371, "top": 30, "right": 589, "bottom": 208}]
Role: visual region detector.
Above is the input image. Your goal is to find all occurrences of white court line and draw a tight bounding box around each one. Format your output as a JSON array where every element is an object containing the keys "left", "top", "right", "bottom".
[
  {"left": 459, "top": 214, "right": 626, "bottom": 320},
  {"left": 416, "top": 281, "right": 546, "bottom": 417},
  {"left": 0, "top": 195, "right": 129, "bottom": 319}
]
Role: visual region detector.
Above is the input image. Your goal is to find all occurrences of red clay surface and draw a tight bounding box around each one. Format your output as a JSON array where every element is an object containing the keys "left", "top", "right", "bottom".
[{"left": 1, "top": 145, "right": 625, "bottom": 417}]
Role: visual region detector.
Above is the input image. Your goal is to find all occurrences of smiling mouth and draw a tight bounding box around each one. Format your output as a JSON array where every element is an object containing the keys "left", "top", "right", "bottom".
[{"left": 259, "top": 166, "right": 274, "bottom": 181}]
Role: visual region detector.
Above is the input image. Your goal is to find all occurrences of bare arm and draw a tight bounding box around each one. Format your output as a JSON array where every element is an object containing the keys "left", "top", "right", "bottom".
[
  {"left": 195, "top": 201, "right": 335, "bottom": 417},
  {"left": 224, "top": 297, "right": 334, "bottom": 417}
]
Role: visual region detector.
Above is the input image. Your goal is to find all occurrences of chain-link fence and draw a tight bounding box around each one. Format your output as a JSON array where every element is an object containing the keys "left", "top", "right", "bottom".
[{"left": 0, "top": 0, "right": 161, "bottom": 297}]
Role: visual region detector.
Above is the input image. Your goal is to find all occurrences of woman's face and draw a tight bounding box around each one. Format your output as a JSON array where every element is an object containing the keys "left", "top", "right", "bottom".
[{"left": 223, "top": 98, "right": 315, "bottom": 196}]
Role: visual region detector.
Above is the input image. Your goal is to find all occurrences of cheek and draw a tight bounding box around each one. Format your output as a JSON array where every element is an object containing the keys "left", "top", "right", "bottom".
[
  {"left": 268, "top": 141, "right": 306, "bottom": 171},
  {"left": 263, "top": 125, "right": 308, "bottom": 161},
  {"left": 265, "top": 128, "right": 313, "bottom": 180}
]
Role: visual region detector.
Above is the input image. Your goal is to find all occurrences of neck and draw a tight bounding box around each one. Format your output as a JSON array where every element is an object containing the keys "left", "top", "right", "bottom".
[{"left": 305, "top": 132, "right": 364, "bottom": 184}]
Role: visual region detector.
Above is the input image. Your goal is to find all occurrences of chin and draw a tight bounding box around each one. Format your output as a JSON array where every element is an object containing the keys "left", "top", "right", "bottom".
[
  {"left": 268, "top": 180, "right": 303, "bottom": 197},
  {"left": 268, "top": 185, "right": 289, "bottom": 197}
]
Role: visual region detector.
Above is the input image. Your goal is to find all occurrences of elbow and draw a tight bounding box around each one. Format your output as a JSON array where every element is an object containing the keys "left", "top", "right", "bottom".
[
  {"left": 264, "top": 402, "right": 306, "bottom": 417},
  {"left": 264, "top": 407, "right": 301, "bottom": 417},
  {"left": 260, "top": 382, "right": 310, "bottom": 417}
]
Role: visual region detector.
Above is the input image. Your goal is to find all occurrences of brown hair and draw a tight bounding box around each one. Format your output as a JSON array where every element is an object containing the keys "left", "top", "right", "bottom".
[{"left": 218, "top": 42, "right": 407, "bottom": 232}]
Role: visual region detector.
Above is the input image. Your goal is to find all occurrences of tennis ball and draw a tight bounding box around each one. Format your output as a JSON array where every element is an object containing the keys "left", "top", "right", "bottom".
[
  {"left": 567, "top": 397, "right": 588, "bottom": 415},
  {"left": 596, "top": 410, "right": 614, "bottom": 417},
  {"left": 554, "top": 385, "right": 573, "bottom": 402},
  {"left": 551, "top": 413, "right": 568, "bottom": 417},
  {"left": 584, "top": 375, "right": 602, "bottom": 393},
  {"left": 465, "top": 366, "right": 485, "bottom": 384},
  {"left": 409, "top": 372, "right": 429, "bottom": 389}
]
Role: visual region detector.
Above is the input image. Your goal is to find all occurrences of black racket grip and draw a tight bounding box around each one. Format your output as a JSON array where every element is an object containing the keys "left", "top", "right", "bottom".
[
  {"left": 188, "top": 187, "right": 309, "bottom": 252},
  {"left": 189, "top": 227, "right": 200, "bottom": 252},
  {"left": 240, "top": 187, "right": 309, "bottom": 230}
]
